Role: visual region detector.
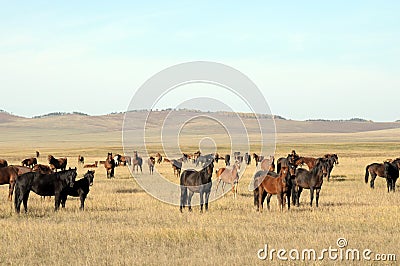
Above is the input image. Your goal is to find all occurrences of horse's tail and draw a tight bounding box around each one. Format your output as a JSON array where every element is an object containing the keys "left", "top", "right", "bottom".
[{"left": 365, "top": 165, "right": 370, "bottom": 183}]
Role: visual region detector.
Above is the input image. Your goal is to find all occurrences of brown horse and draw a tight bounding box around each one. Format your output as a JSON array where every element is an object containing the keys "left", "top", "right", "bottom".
[
  {"left": 48, "top": 155, "right": 67, "bottom": 172},
  {"left": 115, "top": 154, "right": 131, "bottom": 166},
  {"left": 293, "top": 158, "right": 328, "bottom": 207},
  {"left": 323, "top": 154, "right": 339, "bottom": 181},
  {"left": 33, "top": 164, "right": 54, "bottom": 174},
  {"left": 155, "top": 153, "right": 163, "bottom": 164},
  {"left": 257, "top": 166, "right": 292, "bottom": 212},
  {"left": 215, "top": 161, "right": 241, "bottom": 198},
  {"left": 84, "top": 161, "right": 98, "bottom": 168},
  {"left": 365, "top": 158, "right": 400, "bottom": 191},
  {"left": 36, "top": 151, "right": 40, "bottom": 158},
  {"left": 21, "top": 157, "right": 37, "bottom": 168},
  {"left": 13, "top": 166, "right": 33, "bottom": 176},
  {"left": 293, "top": 157, "right": 318, "bottom": 170},
  {"left": 252, "top": 153, "right": 264, "bottom": 166},
  {"left": 104, "top": 153, "right": 115, "bottom": 178},
  {"left": 148, "top": 157, "right": 155, "bottom": 174},
  {"left": 171, "top": 159, "right": 182, "bottom": 178},
  {"left": 0, "top": 159, "right": 8, "bottom": 168},
  {"left": 260, "top": 156, "right": 275, "bottom": 172},
  {"left": 0, "top": 166, "right": 19, "bottom": 200},
  {"left": 132, "top": 151, "right": 143, "bottom": 173}
]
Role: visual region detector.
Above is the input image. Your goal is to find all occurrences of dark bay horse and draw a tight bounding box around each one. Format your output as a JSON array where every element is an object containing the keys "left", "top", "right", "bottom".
[
  {"left": 156, "top": 153, "right": 163, "bottom": 164},
  {"left": 384, "top": 159, "right": 400, "bottom": 192},
  {"left": 180, "top": 162, "right": 214, "bottom": 212},
  {"left": 252, "top": 153, "right": 264, "bottom": 166},
  {"left": 215, "top": 161, "right": 240, "bottom": 198},
  {"left": 48, "top": 155, "right": 67, "bottom": 172},
  {"left": 78, "top": 155, "right": 85, "bottom": 165},
  {"left": 14, "top": 168, "right": 77, "bottom": 213},
  {"left": 0, "top": 159, "right": 8, "bottom": 168},
  {"left": 132, "top": 151, "right": 143, "bottom": 173},
  {"left": 293, "top": 158, "right": 328, "bottom": 207},
  {"left": 148, "top": 157, "right": 155, "bottom": 175},
  {"left": 257, "top": 166, "right": 294, "bottom": 212},
  {"left": 171, "top": 159, "right": 182, "bottom": 178},
  {"left": 0, "top": 166, "right": 19, "bottom": 200},
  {"left": 324, "top": 154, "right": 339, "bottom": 181},
  {"left": 104, "top": 152, "right": 115, "bottom": 178},
  {"left": 21, "top": 157, "right": 37, "bottom": 168},
  {"left": 61, "top": 170, "right": 95, "bottom": 210}
]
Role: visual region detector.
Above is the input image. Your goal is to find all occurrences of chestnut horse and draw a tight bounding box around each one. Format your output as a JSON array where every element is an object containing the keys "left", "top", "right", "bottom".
[
  {"left": 215, "top": 161, "right": 241, "bottom": 198},
  {"left": 293, "top": 156, "right": 318, "bottom": 170},
  {"left": 104, "top": 153, "right": 115, "bottom": 178},
  {"left": 33, "top": 164, "right": 54, "bottom": 174},
  {"left": 78, "top": 155, "right": 85, "bottom": 165},
  {"left": 0, "top": 166, "right": 19, "bottom": 200},
  {"left": 156, "top": 153, "right": 163, "bottom": 164},
  {"left": 48, "top": 155, "right": 67, "bottom": 172},
  {"left": 257, "top": 166, "right": 293, "bottom": 212}
]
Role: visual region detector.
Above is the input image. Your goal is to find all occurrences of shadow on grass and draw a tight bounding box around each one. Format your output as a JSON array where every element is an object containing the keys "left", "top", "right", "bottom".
[{"left": 115, "top": 188, "right": 145, "bottom": 194}]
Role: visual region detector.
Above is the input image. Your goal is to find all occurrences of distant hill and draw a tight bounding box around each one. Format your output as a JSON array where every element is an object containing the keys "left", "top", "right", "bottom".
[{"left": 0, "top": 110, "right": 22, "bottom": 123}]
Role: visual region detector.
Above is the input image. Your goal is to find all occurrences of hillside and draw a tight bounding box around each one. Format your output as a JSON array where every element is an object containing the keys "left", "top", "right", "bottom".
[{"left": 0, "top": 110, "right": 399, "bottom": 149}]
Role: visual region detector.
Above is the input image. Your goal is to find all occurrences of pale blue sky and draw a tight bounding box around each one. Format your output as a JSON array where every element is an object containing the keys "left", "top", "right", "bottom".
[{"left": 0, "top": 1, "right": 399, "bottom": 121}]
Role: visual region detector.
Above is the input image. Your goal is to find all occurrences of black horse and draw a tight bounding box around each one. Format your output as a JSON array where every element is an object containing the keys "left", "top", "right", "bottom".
[
  {"left": 61, "top": 170, "right": 95, "bottom": 210},
  {"left": 14, "top": 168, "right": 77, "bottom": 213},
  {"left": 293, "top": 158, "right": 328, "bottom": 207},
  {"left": 180, "top": 162, "right": 214, "bottom": 212},
  {"left": 245, "top": 153, "right": 251, "bottom": 165},
  {"left": 384, "top": 159, "right": 400, "bottom": 192}
]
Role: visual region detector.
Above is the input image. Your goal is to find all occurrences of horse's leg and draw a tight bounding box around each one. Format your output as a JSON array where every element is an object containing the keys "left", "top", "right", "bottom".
[
  {"left": 205, "top": 191, "right": 210, "bottom": 211},
  {"left": 180, "top": 186, "right": 187, "bottom": 212},
  {"left": 278, "top": 193, "right": 283, "bottom": 212},
  {"left": 54, "top": 192, "right": 61, "bottom": 211},
  {"left": 8, "top": 180, "right": 15, "bottom": 201},
  {"left": 370, "top": 173, "right": 376, "bottom": 189},
  {"left": 215, "top": 179, "right": 221, "bottom": 196},
  {"left": 187, "top": 190, "right": 194, "bottom": 212},
  {"left": 80, "top": 193, "right": 86, "bottom": 210},
  {"left": 296, "top": 187, "right": 303, "bottom": 207},
  {"left": 199, "top": 190, "right": 204, "bottom": 213},
  {"left": 316, "top": 188, "right": 321, "bottom": 207},
  {"left": 310, "top": 187, "right": 314, "bottom": 207},
  {"left": 393, "top": 178, "right": 397, "bottom": 192},
  {"left": 286, "top": 190, "right": 291, "bottom": 210},
  {"left": 258, "top": 186, "right": 264, "bottom": 213},
  {"left": 266, "top": 193, "right": 272, "bottom": 211},
  {"left": 61, "top": 193, "right": 67, "bottom": 208},
  {"left": 386, "top": 178, "right": 391, "bottom": 192}
]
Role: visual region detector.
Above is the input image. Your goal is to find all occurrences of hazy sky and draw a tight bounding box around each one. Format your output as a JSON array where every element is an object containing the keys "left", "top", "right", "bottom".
[{"left": 1, "top": 1, "right": 399, "bottom": 121}]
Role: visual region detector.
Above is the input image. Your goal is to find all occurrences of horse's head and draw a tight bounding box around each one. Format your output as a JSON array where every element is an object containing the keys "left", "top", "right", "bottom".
[
  {"left": 48, "top": 155, "right": 53, "bottom": 162},
  {"left": 317, "top": 158, "right": 328, "bottom": 177},
  {"left": 288, "top": 163, "right": 296, "bottom": 177},
  {"left": 85, "top": 170, "right": 95, "bottom": 186}
]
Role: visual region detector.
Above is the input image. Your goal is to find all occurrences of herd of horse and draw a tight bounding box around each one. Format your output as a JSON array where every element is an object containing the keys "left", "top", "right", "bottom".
[
  {"left": 0, "top": 148, "right": 399, "bottom": 214},
  {"left": 0, "top": 153, "right": 95, "bottom": 213}
]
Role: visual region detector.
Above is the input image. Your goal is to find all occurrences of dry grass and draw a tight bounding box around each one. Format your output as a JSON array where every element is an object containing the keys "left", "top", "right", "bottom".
[
  {"left": 0, "top": 113, "right": 399, "bottom": 265},
  {"left": 0, "top": 141, "right": 399, "bottom": 265}
]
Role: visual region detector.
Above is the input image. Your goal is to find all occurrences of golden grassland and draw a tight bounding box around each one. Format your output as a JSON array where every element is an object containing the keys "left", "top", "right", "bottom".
[{"left": 0, "top": 140, "right": 399, "bottom": 265}]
